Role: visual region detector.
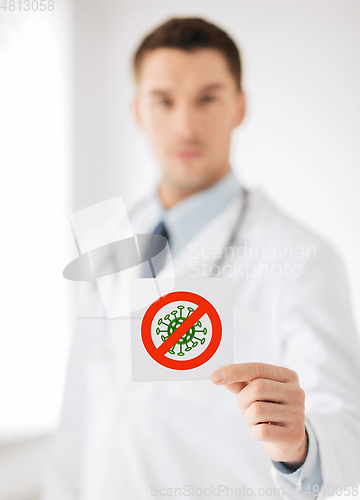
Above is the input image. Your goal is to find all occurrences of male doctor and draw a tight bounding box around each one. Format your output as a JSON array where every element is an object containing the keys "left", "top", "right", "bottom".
[{"left": 43, "top": 17, "right": 360, "bottom": 500}]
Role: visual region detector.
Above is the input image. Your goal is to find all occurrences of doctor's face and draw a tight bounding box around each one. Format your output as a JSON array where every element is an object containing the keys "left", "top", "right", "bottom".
[{"left": 134, "top": 48, "right": 245, "bottom": 194}]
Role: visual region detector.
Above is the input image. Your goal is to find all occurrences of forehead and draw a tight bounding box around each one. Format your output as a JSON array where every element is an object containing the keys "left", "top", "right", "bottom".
[{"left": 136, "top": 48, "right": 236, "bottom": 93}]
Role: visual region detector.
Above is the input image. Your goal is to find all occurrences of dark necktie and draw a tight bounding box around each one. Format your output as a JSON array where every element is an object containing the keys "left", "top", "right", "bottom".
[
  {"left": 152, "top": 221, "right": 169, "bottom": 241},
  {"left": 141, "top": 221, "right": 170, "bottom": 278}
]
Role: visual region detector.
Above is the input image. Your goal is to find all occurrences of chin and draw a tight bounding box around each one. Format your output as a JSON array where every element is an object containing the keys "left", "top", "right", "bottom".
[
  {"left": 165, "top": 158, "right": 212, "bottom": 188},
  {"left": 170, "top": 169, "right": 217, "bottom": 192}
]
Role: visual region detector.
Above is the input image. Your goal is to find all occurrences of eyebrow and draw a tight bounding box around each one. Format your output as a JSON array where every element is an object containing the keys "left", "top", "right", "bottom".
[
  {"left": 200, "top": 84, "right": 225, "bottom": 92},
  {"left": 149, "top": 83, "right": 225, "bottom": 97},
  {"left": 150, "top": 89, "right": 171, "bottom": 97}
]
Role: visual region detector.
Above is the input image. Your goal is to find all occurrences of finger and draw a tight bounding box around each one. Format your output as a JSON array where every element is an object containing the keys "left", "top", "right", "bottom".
[
  {"left": 251, "top": 423, "right": 306, "bottom": 447},
  {"left": 211, "top": 362, "right": 298, "bottom": 386},
  {"left": 243, "top": 401, "right": 305, "bottom": 429},
  {"left": 222, "top": 381, "right": 249, "bottom": 395},
  {"left": 237, "top": 379, "right": 305, "bottom": 414}
]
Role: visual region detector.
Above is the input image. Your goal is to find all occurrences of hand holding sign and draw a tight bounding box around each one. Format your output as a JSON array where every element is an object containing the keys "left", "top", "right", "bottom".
[{"left": 211, "top": 362, "right": 308, "bottom": 469}]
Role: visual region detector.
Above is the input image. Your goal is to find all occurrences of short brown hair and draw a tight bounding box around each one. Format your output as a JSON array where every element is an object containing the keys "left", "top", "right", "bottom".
[{"left": 133, "top": 17, "right": 242, "bottom": 89}]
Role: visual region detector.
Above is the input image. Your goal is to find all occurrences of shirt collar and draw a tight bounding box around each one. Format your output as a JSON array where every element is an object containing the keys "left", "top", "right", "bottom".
[{"left": 153, "top": 169, "right": 243, "bottom": 256}]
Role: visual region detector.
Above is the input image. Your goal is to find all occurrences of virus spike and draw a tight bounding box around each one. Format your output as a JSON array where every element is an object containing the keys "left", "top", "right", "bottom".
[
  {"left": 195, "top": 327, "right": 207, "bottom": 335},
  {"left": 177, "top": 344, "right": 185, "bottom": 356},
  {"left": 177, "top": 305, "right": 185, "bottom": 317},
  {"left": 186, "top": 307, "right": 194, "bottom": 318},
  {"left": 158, "top": 318, "right": 169, "bottom": 326}
]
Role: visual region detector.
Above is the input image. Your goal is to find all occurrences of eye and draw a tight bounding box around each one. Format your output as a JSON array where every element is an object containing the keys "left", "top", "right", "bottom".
[
  {"left": 158, "top": 99, "right": 172, "bottom": 107},
  {"left": 200, "top": 95, "right": 216, "bottom": 104}
]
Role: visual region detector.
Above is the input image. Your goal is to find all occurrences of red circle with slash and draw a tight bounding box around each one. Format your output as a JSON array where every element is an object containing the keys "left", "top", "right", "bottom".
[{"left": 141, "top": 291, "right": 222, "bottom": 370}]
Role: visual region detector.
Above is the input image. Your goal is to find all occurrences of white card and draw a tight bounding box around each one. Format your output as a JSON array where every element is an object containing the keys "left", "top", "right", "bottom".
[{"left": 131, "top": 278, "right": 233, "bottom": 381}]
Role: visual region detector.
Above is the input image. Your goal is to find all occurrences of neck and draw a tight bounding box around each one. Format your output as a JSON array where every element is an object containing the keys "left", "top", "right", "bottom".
[{"left": 158, "top": 164, "right": 231, "bottom": 209}]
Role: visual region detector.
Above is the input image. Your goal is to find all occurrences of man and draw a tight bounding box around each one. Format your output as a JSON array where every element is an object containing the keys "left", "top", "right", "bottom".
[{"left": 43, "top": 18, "right": 360, "bottom": 499}]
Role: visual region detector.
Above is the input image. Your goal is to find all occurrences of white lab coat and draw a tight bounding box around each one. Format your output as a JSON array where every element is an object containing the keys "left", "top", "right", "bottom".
[{"left": 43, "top": 188, "right": 360, "bottom": 500}]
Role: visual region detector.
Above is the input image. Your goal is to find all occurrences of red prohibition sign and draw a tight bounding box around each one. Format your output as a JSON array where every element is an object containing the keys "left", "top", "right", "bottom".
[{"left": 141, "top": 291, "right": 222, "bottom": 370}]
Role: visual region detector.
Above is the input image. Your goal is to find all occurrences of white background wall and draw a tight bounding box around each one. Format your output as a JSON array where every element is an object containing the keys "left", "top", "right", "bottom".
[
  {"left": 0, "top": 0, "right": 72, "bottom": 439},
  {"left": 73, "top": 0, "right": 360, "bottom": 335}
]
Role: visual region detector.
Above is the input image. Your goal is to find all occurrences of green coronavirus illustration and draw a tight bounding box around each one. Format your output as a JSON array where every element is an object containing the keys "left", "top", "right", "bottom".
[{"left": 156, "top": 305, "right": 208, "bottom": 357}]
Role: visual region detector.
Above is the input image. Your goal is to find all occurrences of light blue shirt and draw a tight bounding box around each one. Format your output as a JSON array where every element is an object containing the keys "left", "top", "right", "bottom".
[{"left": 153, "top": 169, "right": 323, "bottom": 494}]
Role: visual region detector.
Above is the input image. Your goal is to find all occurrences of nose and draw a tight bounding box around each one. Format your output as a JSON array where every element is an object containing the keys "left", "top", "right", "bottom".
[{"left": 172, "top": 102, "right": 199, "bottom": 139}]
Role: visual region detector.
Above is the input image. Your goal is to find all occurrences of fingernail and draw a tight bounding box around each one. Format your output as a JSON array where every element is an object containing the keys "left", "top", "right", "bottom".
[{"left": 211, "top": 371, "right": 225, "bottom": 383}]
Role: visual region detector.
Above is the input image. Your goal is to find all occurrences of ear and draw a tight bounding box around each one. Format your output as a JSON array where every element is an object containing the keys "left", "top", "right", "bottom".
[
  {"left": 132, "top": 97, "right": 143, "bottom": 129},
  {"left": 234, "top": 90, "right": 246, "bottom": 127}
]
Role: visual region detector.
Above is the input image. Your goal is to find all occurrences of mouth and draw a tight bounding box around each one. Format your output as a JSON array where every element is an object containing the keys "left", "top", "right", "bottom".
[{"left": 175, "top": 149, "right": 202, "bottom": 160}]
